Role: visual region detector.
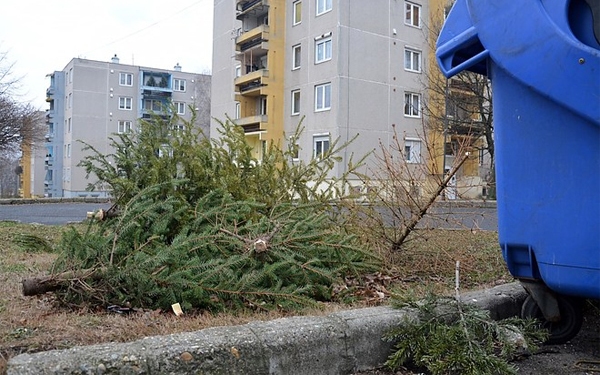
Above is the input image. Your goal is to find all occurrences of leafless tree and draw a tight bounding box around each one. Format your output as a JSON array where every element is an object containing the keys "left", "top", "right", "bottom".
[
  {"left": 0, "top": 50, "right": 45, "bottom": 156},
  {"left": 422, "top": 5, "right": 495, "bottom": 197}
]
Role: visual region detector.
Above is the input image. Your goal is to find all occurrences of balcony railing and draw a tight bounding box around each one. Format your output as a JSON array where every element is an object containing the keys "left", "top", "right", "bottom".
[
  {"left": 236, "top": 0, "right": 269, "bottom": 19},
  {"left": 446, "top": 118, "right": 485, "bottom": 136},
  {"left": 235, "top": 115, "right": 268, "bottom": 134},
  {"left": 235, "top": 69, "right": 269, "bottom": 95},
  {"left": 236, "top": 24, "right": 269, "bottom": 52}
]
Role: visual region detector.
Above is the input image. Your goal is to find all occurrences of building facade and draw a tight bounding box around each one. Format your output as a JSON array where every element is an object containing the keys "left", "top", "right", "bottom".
[
  {"left": 212, "top": 0, "right": 431, "bottom": 183},
  {"left": 44, "top": 56, "right": 211, "bottom": 198},
  {"left": 212, "top": 0, "right": 491, "bottom": 199}
]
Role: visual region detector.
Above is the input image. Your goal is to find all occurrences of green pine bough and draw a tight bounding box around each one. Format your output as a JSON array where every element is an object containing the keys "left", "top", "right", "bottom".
[{"left": 384, "top": 293, "right": 549, "bottom": 375}]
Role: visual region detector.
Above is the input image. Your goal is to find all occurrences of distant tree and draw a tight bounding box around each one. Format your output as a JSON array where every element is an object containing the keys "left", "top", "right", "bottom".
[{"left": 0, "top": 50, "right": 45, "bottom": 155}]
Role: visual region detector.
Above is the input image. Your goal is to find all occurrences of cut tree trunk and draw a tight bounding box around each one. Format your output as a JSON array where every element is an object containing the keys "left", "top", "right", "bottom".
[{"left": 22, "top": 268, "right": 102, "bottom": 296}]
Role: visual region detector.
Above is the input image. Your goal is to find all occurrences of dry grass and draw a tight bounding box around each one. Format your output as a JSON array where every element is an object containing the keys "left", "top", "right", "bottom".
[{"left": 0, "top": 221, "right": 511, "bottom": 374}]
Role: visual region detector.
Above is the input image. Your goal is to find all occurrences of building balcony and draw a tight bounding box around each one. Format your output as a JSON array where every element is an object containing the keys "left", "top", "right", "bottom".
[
  {"left": 236, "top": 24, "right": 269, "bottom": 52},
  {"left": 446, "top": 118, "right": 485, "bottom": 137},
  {"left": 45, "top": 133, "right": 54, "bottom": 142},
  {"left": 234, "top": 69, "right": 269, "bottom": 95},
  {"left": 235, "top": 115, "right": 268, "bottom": 134},
  {"left": 45, "top": 155, "right": 54, "bottom": 166},
  {"left": 141, "top": 72, "right": 172, "bottom": 94},
  {"left": 236, "top": 0, "right": 269, "bottom": 19}
]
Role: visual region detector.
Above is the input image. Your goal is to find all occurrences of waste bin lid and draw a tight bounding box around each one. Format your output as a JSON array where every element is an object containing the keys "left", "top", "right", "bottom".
[{"left": 437, "top": 0, "right": 600, "bottom": 125}]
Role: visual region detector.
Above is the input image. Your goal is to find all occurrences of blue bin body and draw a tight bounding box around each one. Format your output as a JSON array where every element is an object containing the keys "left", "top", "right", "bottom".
[{"left": 436, "top": 0, "right": 600, "bottom": 299}]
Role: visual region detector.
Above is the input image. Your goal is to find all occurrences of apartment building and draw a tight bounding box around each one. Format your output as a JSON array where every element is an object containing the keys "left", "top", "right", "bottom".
[
  {"left": 212, "top": 0, "right": 431, "bottom": 183},
  {"left": 212, "top": 0, "right": 491, "bottom": 199},
  {"left": 44, "top": 56, "right": 211, "bottom": 198}
]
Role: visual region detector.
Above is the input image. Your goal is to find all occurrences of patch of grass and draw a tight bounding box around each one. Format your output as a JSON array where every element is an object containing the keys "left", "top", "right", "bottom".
[{"left": 0, "top": 263, "right": 28, "bottom": 273}]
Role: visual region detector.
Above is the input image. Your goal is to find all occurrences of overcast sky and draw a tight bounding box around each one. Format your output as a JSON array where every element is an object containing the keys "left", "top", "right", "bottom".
[{"left": 0, "top": 0, "right": 214, "bottom": 110}]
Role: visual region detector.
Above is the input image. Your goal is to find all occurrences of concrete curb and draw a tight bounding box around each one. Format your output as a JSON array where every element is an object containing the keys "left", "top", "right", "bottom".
[{"left": 7, "top": 283, "right": 526, "bottom": 375}]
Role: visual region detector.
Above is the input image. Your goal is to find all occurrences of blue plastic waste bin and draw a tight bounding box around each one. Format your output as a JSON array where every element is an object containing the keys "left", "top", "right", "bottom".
[{"left": 436, "top": 0, "right": 600, "bottom": 343}]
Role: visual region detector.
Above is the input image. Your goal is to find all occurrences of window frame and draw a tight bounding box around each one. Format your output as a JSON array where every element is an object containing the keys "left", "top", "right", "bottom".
[
  {"left": 175, "top": 102, "right": 186, "bottom": 115},
  {"left": 313, "top": 135, "right": 330, "bottom": 159},
  {"left": 404, "top": 138, "right": 422, "bottom": 164},
  {"left": 314, "top": 83, "right": 331, "bottom": 112},
  {"left": 291, "top": 90, "right": 301, "bottom": 116},
  {"left": 119, "top": 72, "right": 133, "bottom": 86},
  {"left": 405, "top": 1, "right": 422, "bottom": 28},
  {"left": 118, "top": 120, "right": 133, "bottom": 134},
  {"left": 173, "top": 78, "right": 186, "bottom": 92},
  {"left": 292, "top": 44, "right": 302, "bottom": 70},
  {"left": 293, "top": 1, "right": 302, "bottom": 25},
  {"left": 404, "top": 92, "right": 421, "bottom": 118},
  {"left": 143, "top": 99, "right": 162, "bottom": 112},
  {"left": 404, "top": 48, "right": 422, "bottom": 73},
  {"left": 234, "top": 101, "right": 241, "bottom": 119},
  {"left": 315, "top": 37, "right": 332, "bottom": 64},
  {"left": 316, "top": 0, "right": 332, "bottom": 16},
  {"left": 118, "top": 96, "right": 133, "bottom": 110}
]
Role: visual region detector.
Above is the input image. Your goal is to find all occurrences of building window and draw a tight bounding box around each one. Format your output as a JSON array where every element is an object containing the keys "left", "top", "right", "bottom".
[
  {"left": 404, "top": 92, "right": 421, "bottom": 117},
  {"left": 259, "top": 96, "right": 268, "bottom": 115},
  {"left": 405, "top": 138, "right": 421, "bottom": 163},
  {"left": 235, "top": 65, "right": 242, "bottom": 78},
  {"left": 68, "top": 93, "right": 72, "bottom": 108},
  {"left": 405, "top": 1, "right": 421, "bottom": 28},
  {"left": 479, "top": 148, "right": 485, "bottom": 165},
  {"left": 119, "top": 97, "right": 132, "bottom": 110},
  {"left": 173, "top": 78, "right": 186, "bottom": 92},
  {"left": 67, "top": 143, "right": 71, "bottom": 158},
  {"left": 315, "top": 37, "right": 332, "bottom": 63},
  {"left": 118, "top": 120, "right": 132, "bottom": 134},
  {"left": 315, "top": 83, "right": 331, "bottom": 111},
  {"left": 69, "top": 68, "right": 73, "bottom": 83},
  {"left": 289, "top": 137, "right": 300, "bottom": 160},
  {"left": 119, "top": 72, "right": 133, "bottom": 86},
  {"left": 67, "top": 118, "right": 72, "bottom": 133},
  {"left": 404, "top": 48, "right": 421, "bottom": 72},
  {"left": 175, "top": 102, "right": 186, "bottom": 115},
  {"left": 291, "top": 90, "right": 300, "bottom": 115},
  {"left": 292, "top": 44, "right": 301, "bottom": 69},
  {"left": 235, "top": 101, "right": 241, "bottom": 119},
  {"left": 293, "top": 1, "right": 302, "bottom": 25},
  {"left": 316, "top": 0, "right": 332, "bottom": 15},
  {"left": 144, "top": 99, "right": 162, "bottom": 112},
  {"left": 313, "top": 135, "right": 330, "bottom": 158}
]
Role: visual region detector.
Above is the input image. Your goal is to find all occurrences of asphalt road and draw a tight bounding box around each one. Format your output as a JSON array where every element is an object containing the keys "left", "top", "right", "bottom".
[
  {"left": 0, "top": 202, "right": 113, "bottom": 225},
  {"left": 0, "top": 201, "right": 499, "bottom": 230}
]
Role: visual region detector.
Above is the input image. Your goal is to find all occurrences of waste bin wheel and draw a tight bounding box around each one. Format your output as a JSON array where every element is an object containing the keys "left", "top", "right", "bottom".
[{"left": 521, "top": 294, "right": 583, "bottom": 345}]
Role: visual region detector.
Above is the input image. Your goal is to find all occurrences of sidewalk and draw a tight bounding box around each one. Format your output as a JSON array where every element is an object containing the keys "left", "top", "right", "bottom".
[{"left": 8, "top": 283, "right": 525, "bottom": 375}]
